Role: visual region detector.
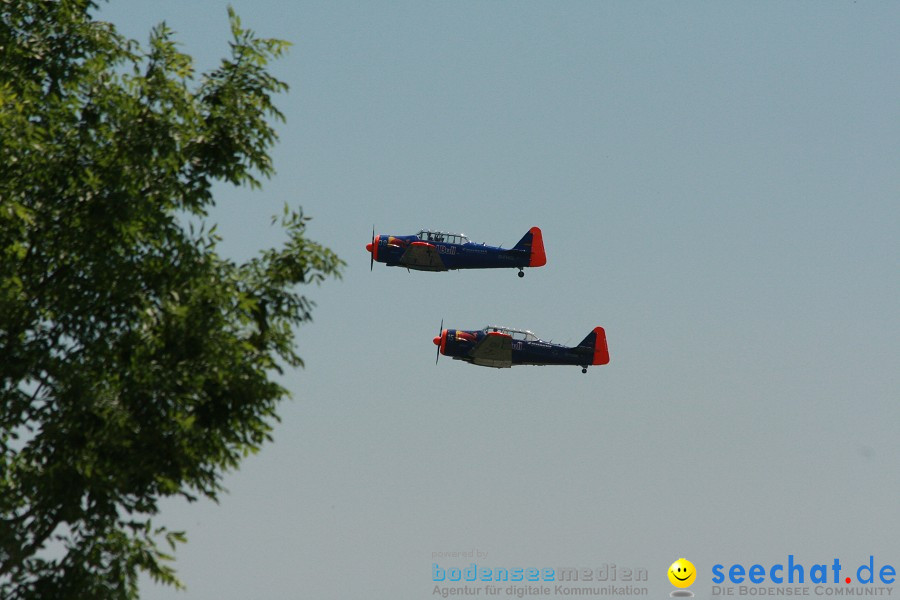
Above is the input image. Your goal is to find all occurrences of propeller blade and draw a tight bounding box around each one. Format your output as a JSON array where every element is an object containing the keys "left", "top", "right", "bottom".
[
  {"left": 435, "top": 318, "right": 443, "bottom": 365},
  {"left": 370, "top": 226, "right": 375, "bottom": 271}
]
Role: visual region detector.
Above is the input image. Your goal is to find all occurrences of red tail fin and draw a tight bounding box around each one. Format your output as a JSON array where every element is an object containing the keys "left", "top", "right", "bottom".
[
  {"left": 512, "top": 226, "right": 547, "bottom": 267},
  {"left": 577, "top": 327, "right": 610, "bottom": 365}
]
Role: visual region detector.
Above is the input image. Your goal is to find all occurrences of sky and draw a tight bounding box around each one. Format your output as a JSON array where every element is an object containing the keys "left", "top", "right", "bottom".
[{"left": 95, "top": 2, "right": 899, "bottom": 599}]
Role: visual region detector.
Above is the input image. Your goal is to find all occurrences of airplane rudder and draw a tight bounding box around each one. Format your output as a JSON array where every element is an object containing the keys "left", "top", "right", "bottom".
[
  {"left": 592, "top": 326, "right": 609, "bottom": 365},
  {"left": 527, "top": 226, "right": 546, "bottom": 267}
]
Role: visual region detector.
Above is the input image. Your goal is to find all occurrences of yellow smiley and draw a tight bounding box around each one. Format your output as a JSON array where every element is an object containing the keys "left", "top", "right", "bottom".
[{"left": 668, "top": 558, "right": 696, "bottom": 588}]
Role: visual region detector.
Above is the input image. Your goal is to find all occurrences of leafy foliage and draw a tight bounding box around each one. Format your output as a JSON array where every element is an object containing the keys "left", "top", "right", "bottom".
[{"left": 0, "top": 1, "right": 342, "bottom": 597}]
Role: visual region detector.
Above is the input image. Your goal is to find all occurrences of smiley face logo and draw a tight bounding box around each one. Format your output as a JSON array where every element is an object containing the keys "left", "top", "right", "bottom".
[{"left": 668, "top": 558, "right": 696, "bottom": 588}]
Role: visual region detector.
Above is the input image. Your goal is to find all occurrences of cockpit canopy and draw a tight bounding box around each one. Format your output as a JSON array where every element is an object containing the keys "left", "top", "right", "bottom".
[
  {"left": 417, "top": 230, "right": 469, "bottom": 245},
  {"left": 483, "top": 325, "right": 539, "bottom": 342}
]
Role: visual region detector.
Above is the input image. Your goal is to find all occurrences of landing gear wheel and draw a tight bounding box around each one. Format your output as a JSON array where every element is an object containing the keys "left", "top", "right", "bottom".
[
  {"left": 517, "top": 269, "right": 524, "bottom": 278},
  {"left": 581, "top": 367, "right": 588, "bottom": 374}
]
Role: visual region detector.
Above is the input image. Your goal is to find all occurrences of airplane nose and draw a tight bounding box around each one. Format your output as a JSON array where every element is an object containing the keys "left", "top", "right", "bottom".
[
  {"left": 367, "top": 235, "right": 380, "bottom": 262},
  {"left": 434, "top": 329, "right": 448, "bottom": 354},
  {"left": 433, "top": 330, "right": 447, "bottom": 346}
]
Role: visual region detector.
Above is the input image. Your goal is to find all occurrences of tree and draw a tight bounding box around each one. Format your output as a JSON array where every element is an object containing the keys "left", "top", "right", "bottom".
[{"left": 0, "top": 1, "right": 343, "bottom": 597}]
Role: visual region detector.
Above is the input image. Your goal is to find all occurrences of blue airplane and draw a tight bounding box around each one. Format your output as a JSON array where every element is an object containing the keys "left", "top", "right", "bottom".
[
  {"left": 366, "top": 227, "right": 546, "bottom": 277},
  {"left": 433, "top": 324, "right": 610, "bottom": 373}
]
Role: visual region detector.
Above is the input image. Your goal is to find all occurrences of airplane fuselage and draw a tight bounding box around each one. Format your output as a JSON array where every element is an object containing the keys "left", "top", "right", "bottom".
[
  {"left": 367, "top": 228, "right": 546, "bottom": 275},
  {"left": 373, "top": 236, "right": 528, "bottom": 271},
  {"left": 434, "top": 326, "right": 609, "bottom": 372}
]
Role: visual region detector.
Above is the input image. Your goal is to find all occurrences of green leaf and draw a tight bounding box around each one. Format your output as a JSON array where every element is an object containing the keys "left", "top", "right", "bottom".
[{"left": 0, "top": 2, "right": 342, "bottom": 597}]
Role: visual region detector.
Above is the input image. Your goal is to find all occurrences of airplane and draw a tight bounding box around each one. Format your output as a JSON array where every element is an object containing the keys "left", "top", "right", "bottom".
[
  {"left": 432, "top": 324, "right": 610, "bottom": 373},
  {"left": 366, "top": 227, "right": 546, "bottom": 277}
]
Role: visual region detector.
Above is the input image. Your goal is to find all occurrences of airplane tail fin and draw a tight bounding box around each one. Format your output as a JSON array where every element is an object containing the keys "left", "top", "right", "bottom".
[
  {"left": 512, "top": 226, "right": 547, "bottom": 267},
  {"left": 577, "top": 327, "right": 610, "bottom": 365}
]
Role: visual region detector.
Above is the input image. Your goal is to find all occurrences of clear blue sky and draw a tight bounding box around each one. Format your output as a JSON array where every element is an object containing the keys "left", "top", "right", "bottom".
[{"left": 97, "top": 2, "right": 899, "bottom": 598}]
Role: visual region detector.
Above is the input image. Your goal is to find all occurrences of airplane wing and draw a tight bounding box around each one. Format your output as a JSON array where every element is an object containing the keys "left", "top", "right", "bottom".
[
  {"left": 468, "top": 332, "right": 513, "bottom": 368},
  {"left": 399, "top": 241, "right": 448, "bottom": 271}
]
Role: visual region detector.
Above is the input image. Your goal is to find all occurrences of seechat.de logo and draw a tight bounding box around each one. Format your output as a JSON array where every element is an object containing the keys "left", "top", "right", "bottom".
[
  {"left": 669, "top": 558, "right": 697, "bottom": 598},
  {"left": 669, "top": 559, "right": 697, "bottom": 588}
]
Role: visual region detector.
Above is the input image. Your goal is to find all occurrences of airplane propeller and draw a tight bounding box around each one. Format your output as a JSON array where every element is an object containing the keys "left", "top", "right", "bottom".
[
  {"left": 435, "top": 318, "right": 443, "bottom": 364},
  {"left": 369, "top": 226, "right": 375, "bottom": 271}
]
